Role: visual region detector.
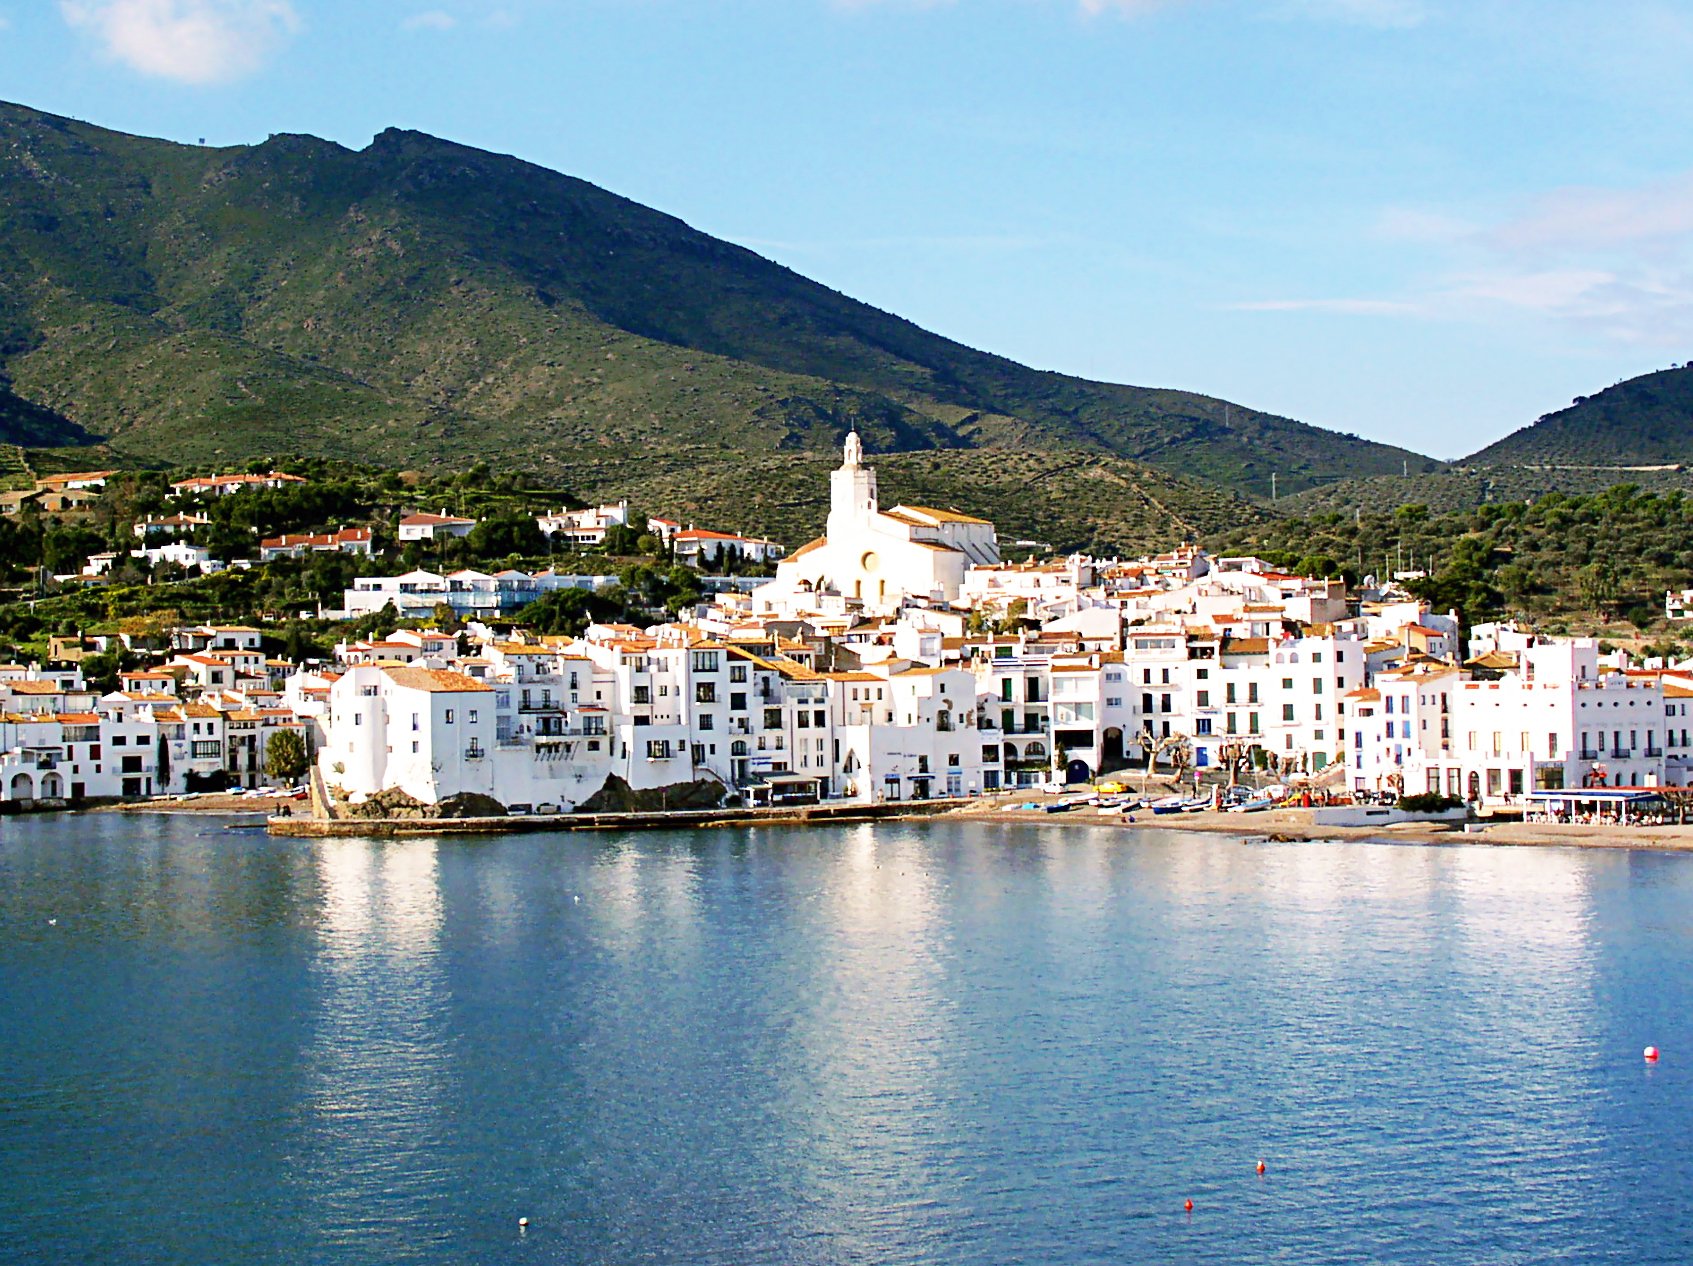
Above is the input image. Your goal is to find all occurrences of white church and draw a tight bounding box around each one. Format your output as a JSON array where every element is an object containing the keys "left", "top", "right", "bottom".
[{"left": 753, "top": 432, "right": 999, "bottom": 616}]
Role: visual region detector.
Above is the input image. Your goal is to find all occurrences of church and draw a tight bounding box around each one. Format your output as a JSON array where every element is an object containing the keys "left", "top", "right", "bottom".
[{"left": 753, "top": 432, "right": 999, "bottom": 616}]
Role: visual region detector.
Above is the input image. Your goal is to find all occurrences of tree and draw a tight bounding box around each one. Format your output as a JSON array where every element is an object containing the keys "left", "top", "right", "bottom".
[{"left": 264, "top": 729, "right": 310, "bottom": 784}]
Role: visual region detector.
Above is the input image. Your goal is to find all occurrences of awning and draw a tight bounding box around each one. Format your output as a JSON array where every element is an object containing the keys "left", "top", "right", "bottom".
[{"left": 1525, "top": 789, "right": 1663, "bottom": 804}]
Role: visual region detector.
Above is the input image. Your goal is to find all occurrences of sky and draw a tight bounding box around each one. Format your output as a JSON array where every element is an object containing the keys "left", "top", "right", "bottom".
[{"left": 4, "top": 1, "right": 1693, "bottom": 459}]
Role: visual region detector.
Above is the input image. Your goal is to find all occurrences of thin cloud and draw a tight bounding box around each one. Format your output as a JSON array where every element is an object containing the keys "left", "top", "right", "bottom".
[
  {"left": 1270, "top": 0, "right": 1428, "bottom": 28},
  {"left": 1239, "top": 170, "right": 1693, "bottom": 348},
  {"left": 61, "top": 0, "right": 300, "bottom": 84},
  {"left": 1231, "top": 297, "right": 1420, "bottom": 315},
  {"left": 1490, "top": 172, "right": 1693, "bottom": 253},
  {"left": 401, "top": 9, "right": 457, "bottom": 31}
]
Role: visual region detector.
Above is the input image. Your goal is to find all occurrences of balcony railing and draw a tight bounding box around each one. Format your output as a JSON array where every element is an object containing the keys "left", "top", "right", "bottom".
[
  {"left": 1580, "top": 750, "right": 1599, "bottom": 761},
  {"left": 1646, "top": 746, "right": 1664, "bottom": 758},
  {"left": 465, "top": 746, "right": 486, "bottom": 760}
]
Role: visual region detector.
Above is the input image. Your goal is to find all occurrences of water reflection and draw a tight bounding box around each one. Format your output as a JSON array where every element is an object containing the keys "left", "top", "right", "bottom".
[
  {"left": 7, "top": 815, "right": 1693, "bottom": 1266},
  {"left": 775, "top": 823, "right": 962, "bottom": 1257},
  {"left": 294, "top": 838, "right": 455, "bottom": 1259}
]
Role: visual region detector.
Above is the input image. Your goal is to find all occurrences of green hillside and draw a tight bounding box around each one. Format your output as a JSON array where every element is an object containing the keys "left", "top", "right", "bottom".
[
  {"left": 0, "top": 100, "right": 1436, "bottom": 511},
  {"left": 1464, "top": 364, "right": 1693, "bottom": 467}
]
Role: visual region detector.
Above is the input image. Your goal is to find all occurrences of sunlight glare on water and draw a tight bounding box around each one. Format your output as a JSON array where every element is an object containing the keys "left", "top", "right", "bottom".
[{"left": 3, "top": 815, "right": 1691, "bottom": 1265}]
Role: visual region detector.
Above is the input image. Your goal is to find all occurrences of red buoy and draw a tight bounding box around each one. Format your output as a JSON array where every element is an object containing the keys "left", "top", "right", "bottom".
[
  {"left": 1184, "top": 1199, "right": 1194, "bottom": 1212},
  {"left": 1645, "top": 1045, "right": 1660, "bottom": 1062},
  {"left": 1256, "top": 1160, "right": 1266, "bottom": 1175}
]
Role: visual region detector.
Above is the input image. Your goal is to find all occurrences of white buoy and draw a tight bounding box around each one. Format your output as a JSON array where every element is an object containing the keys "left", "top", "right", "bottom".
[
  {"left": 1645, "top": 1045, "right": 1660, "bottom": 1062},
  {"left": 518, "top": 1216, "right": 529, "bottom": 1230}
]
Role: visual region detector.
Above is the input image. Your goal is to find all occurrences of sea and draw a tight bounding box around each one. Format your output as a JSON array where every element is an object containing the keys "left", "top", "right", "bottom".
[{"left": 3, "top": 812, "right": 1692, "bottom": 1265}]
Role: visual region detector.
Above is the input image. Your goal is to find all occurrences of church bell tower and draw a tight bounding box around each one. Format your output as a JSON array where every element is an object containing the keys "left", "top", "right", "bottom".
[{"left": 828, "top": 430, "right": 878, "bottom": 540}]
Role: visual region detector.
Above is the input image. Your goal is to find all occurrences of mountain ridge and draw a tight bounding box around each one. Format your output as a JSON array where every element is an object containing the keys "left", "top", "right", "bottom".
[{"left": 0, "top": 99, "right": 1442, "bottom": 548}]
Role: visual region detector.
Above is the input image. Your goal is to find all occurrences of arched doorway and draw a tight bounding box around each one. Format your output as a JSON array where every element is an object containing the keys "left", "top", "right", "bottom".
[
  {"left": 1467, "top": 771, "right": 1481, "bottom": 802},
  {"left": 1065, "top": 759, "right": 1091, "bottom": 785},
  {"left": 1101, "top": 727, "right": 1126, "bottom": 772},
  {"left": 8, "top": 772, "right": 33, "bottom": 803},
  {"left": 39, "top": 772, "right": 64, "bottom": 800}
]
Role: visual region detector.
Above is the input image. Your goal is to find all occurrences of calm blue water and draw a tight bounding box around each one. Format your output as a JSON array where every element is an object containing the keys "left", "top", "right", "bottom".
[{"left": 4, "top": 814, "right": 1692, "bottom": 1265}]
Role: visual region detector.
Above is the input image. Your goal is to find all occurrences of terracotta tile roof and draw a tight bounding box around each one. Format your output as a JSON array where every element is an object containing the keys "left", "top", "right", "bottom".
[
  {"left": 893, "top": 504, "right": 993, "bottom": 526},
  {"left": 384, "top": 667, "right": 493, "bottom": 693}
]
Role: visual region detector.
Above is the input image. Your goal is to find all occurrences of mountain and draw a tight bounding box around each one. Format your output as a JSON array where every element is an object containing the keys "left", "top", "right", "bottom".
[
  {"left": 0, "top": 382, "right": 94, "bottom": 449},
  {"left": 0, "top": 100, "right": 1438, "bottom": 546},
  {"left": 1464, "top": 364, "right": 1693, "bottom": 468}
]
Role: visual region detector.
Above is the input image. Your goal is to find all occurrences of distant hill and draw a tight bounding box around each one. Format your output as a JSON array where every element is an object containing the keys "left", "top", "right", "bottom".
[
  {"left": 0, "top": 99, "right": 1437, "bottom": 524},
  {"left": 1464, "top": 364, "right": 1693, "bottom": 468}
]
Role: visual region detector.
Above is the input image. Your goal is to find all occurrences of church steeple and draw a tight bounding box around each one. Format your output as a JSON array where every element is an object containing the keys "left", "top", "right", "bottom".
[{"left": 828, "top": 428, "right": 878, "bottom": 538}]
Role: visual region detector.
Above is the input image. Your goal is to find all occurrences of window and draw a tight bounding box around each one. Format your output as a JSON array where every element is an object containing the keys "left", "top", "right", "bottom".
[
  {"left": 698, "top": 714, "right": 714, "bottom": 730},
  {"left": 730, "top": 664, "right": 748, "bottom": 683},
  {"left": 695, "top": 683, "right": 717, "bottom": 704},
  {"left": 468, "top": 710, "right": 478, "bottom": 724},
  {"left": 1282, "top": 678, "right": 1293, "bottom": 691},
  {"left": 633, "top": 685, "right": 650, "bottom": 704},
  {"left": 646, "top": 740, "right": 672, "bottom": 759},
  {"left": 412, "top": 741, "right": 419, "bottom": 753},
  {"left": 764, "top": 707, "right": 782, "bottom": 729},
  {"left": 1282, "top": 704, "right": 1295, "bottom": 722},
  {"left": 1226, "top": 683, "right": 1237, "bottom": 705},
  {"left": 1197, "top": 690, "right": 1210, "bottom": 708},
  {"left": 691, "top": 651, "right": 720, "bottom": 673},
  {"left": 730, "top": 692, "right": 747, "bottom": 711}
]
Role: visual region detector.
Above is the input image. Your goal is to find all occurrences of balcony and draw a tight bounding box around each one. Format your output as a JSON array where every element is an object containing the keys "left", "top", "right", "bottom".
[
  {"left": 465, "top": 746, "right": 486, "bottom": 760},
  {"left": 1646, "top": 746, "right": 1664, "bottom": 758},
  {"left": 1611, "top": 748, "right": 1632, "bottom": 760},
  {"left": 518, "top": 700, "right": 560, "bottom": 713},
  {"left": 1580, "top": 750, "right": 1599, "bottom": 761}
]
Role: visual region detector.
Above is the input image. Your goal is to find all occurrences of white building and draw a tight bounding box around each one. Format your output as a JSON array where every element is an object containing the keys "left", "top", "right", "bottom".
[
  {"left": 536, "top": 501, "right": 630, "bottom": 546},
  {"left": 755, "top": 433, "right": 998, "bottom": 616},
  {"left": 671, "top": 529, "right": 786, "bottom": 569},
  {"left": 398, "top": 511, "right": 478, "bottom": 542}
]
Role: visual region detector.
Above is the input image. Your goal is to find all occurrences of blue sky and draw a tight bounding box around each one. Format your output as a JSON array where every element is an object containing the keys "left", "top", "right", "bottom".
[{"left": 5, "top": 1, "right": 1693, "bottom": 458}]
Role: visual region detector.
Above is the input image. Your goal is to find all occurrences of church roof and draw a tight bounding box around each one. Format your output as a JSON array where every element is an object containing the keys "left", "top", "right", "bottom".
[
  {"left": 893, "top": 504, "right": 993, "bottom": 526},
  {"left": 788, "top": 537, "right": 826, "bottom": 560}
]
